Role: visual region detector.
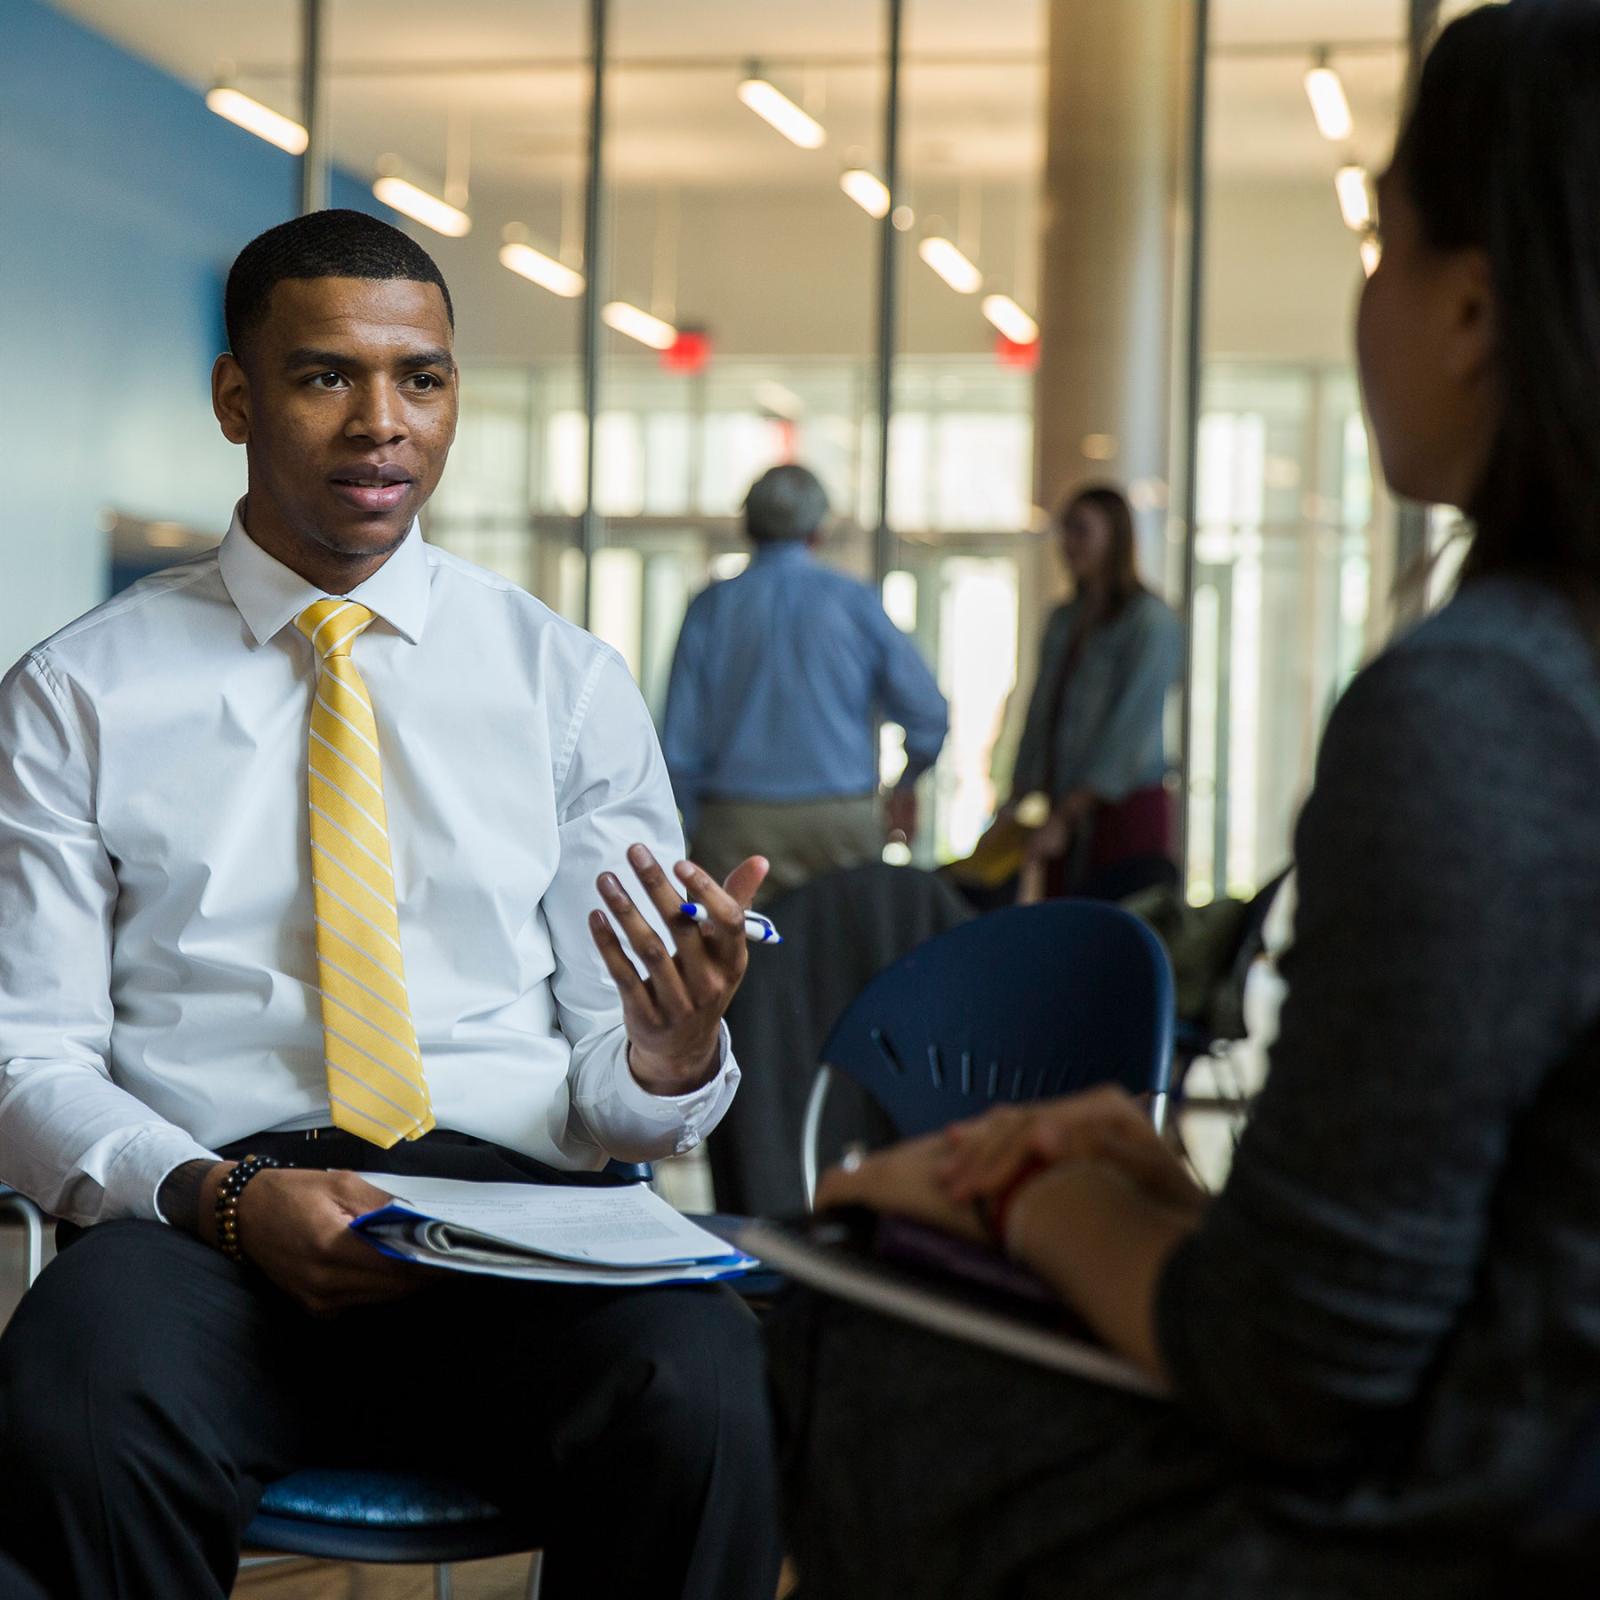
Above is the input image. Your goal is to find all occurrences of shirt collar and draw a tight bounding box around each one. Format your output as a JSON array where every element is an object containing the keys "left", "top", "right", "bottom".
[
  {"left": 752, "top": 540, "right": 814, "bottom": 565},
  {"left": 217, "top": 500, "right": 431, "bottom": 648}
]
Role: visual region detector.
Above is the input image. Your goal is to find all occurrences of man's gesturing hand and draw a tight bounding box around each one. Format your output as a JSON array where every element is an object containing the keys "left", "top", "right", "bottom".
[{"left": 589, "top": 844, "right": 769, "bottom": 1096}]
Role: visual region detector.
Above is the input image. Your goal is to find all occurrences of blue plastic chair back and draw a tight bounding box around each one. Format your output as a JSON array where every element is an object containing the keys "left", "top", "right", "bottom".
[{"left": 820, "top": 900, "right": 1175, "bottom": 1139}]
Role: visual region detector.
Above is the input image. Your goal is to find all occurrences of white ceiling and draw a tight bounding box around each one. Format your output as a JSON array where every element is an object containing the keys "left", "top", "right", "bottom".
[{"left": 49, "top": 0, "right": 1421, "bottom": 205}]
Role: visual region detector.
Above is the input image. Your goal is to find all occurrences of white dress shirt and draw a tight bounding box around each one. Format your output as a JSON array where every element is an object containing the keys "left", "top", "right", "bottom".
[{"left": 0, "top": 507, "right": 738, "bottom": 1226}]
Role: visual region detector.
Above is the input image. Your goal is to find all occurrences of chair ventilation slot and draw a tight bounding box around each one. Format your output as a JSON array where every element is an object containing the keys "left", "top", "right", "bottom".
[{"left": 871, "top": 1028, "right": 907, "bottom": 1075}]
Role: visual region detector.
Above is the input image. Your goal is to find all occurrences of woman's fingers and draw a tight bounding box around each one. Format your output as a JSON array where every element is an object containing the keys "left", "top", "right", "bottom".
[
  {"left": 937, "top": 1088, "right": 1150, "bottom": 1199},
  {"left": 941, "top": 1117, "right": 1044, "bottom": 1200}
]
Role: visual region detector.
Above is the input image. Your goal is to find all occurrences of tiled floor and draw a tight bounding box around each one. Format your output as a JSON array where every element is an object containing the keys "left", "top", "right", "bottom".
[{"left": 233, "top": 1554, "right": 537, "bottom": 1597}]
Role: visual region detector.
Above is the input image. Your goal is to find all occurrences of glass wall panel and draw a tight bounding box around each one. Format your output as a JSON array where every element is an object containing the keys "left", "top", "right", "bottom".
[
  {"left": 1191, "top": 0, "right": 1410, "bottom": 902},
  {"left": 314, "top": 1, "right": 590, "bottom": 606},
  {"left": 593, "top": 3, "right": 886, "bottom": 707},
  {"left": 893, "top": 1, "right": 1047, "bottom": 861}
]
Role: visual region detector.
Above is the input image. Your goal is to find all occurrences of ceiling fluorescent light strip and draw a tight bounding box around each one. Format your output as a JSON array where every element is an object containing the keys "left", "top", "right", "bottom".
[
  {"left": 602, "top": 301, "right": 677, "bottom": 351},
  {"left": 1304, "top": 60, "right": 1353, "bottom": 143},
  {"left": 499, "top": 243, "right": 584, "bottom": 298},
  {"left": 918, "top": 236, "right": 983, "bottom": 295},
  {"left": 737, "top": 77, "right": 826, "bottom": 150},
  {"left": 205, "top": 87, "right": 308, "bottom": 155},
  {"left": 1334, "top": 165, "right": 1371, "bottom": 232},
  {"left": 373, "top": 176, "right": 472, "bottom": 238},
  {"left": 840, "top": 168, "right": 891, "bottom": 219},
  {"left": 981, "top": 294, "right": 1039, "bottom": 344}
]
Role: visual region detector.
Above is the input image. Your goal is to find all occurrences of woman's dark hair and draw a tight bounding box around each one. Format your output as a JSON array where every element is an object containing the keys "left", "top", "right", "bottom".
[
  {"left": 1397, "top": 1, "right": 1600, "bottom": 584},
  {"left": 1061, "top": 483, "right": 1145, "bottom": 615}
]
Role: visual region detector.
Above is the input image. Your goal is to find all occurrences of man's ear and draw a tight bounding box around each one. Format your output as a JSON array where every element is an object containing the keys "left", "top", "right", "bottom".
[
  {"left": 1441, "top": 246, "right": 1496, "bottom": 386},
  {"left": 212, "top": 353, "right": 251, "bottom": 445}
]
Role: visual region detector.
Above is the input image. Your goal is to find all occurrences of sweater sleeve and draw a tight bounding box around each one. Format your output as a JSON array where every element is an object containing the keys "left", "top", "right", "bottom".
[{"left": 1156, "top": 640, "right": 1600, "bottom": 1467}]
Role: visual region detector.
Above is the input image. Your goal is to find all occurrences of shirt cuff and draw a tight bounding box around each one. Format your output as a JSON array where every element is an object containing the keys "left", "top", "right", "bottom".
[
  {"left": 107, "top": 1126, "right": 220, "bottom": 1225},
  {"left": 572, "top": 1021, "right": 738, "bottom": 1162},
  {"left": 612, "top": 1022, "right": 737, "bottom": 1147}
]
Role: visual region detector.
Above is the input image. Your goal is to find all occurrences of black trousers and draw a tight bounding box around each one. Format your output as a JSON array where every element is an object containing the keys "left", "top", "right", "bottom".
[{"left": 0, "top": 1131, "right": 782, "bottom": 1600}]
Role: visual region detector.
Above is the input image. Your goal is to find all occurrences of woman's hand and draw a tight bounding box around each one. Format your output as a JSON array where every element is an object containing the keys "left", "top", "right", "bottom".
[
  {"left": 1022, "top": 808, "right": 1073, "bottom": 865},
  {"left": 938, "top": 1087, "right": 1208, "bottom": 1217},
  {"left": 815, "top": 1089, "right": 1204, "bottom": 1245},
  {"left": 1022, "top": 789, "right": 1099, "bottom": 866},
  {"left": 815, "top": 1132, "right": 990, "bottom": 1243}
]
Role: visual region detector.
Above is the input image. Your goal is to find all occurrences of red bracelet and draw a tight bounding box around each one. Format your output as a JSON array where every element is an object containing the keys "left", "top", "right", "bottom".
[{"left": 986, "top": 1153, "right": 1053, "bottom": 1246}]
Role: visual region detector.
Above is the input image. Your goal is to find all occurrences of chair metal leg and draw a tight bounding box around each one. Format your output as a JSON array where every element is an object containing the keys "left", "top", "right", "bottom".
[
  {"left": 800, "top": 1065, "right": 835, "bottom": 1210},
  {"left": 433, "top": 1561, "right": 453, "bottom": 1600},
  {"left": 0, "top": 1191, "right": 44, "bottom": 1287},
  {"left": 525, "top": 1549, "right": 544, "bottom": 1600}
]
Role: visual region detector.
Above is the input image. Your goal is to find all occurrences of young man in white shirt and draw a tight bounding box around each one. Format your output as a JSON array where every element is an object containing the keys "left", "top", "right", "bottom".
[{"left": 0, "top": 210, "right": 779, "bottom": 1599}]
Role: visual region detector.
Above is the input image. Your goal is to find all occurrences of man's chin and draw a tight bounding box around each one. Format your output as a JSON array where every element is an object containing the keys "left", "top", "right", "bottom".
[{"left": 313, "top": 507, "right": 417, "bottom": 561}]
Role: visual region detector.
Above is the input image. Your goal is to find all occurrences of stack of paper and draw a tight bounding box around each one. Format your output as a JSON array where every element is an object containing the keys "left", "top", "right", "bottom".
[{"left": 350, "top": 1174, "right": 756, "bottom": 1287}]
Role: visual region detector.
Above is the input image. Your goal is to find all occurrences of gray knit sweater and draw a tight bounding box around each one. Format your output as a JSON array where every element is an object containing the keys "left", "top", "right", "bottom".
[
  {"left": 772, "top": 575, "right": 1600, "bottom": 1600},
  {"left": 1159, "top": 572, "right": 1600, "bottom": 1568}
]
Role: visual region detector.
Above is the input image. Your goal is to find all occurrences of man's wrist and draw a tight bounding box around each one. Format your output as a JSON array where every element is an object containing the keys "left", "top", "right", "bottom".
[
  {"left": 157, "top": 1159, "right": 233, "bottom": 1244},
  {"left": 627, "top": 1040, "right": 721, "bottom": 1097}
]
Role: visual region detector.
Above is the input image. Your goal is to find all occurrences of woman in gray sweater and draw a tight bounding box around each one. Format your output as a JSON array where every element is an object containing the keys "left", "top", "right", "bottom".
[{"left": 775, "top": 4, "right": 1600, "bottom": 1595}]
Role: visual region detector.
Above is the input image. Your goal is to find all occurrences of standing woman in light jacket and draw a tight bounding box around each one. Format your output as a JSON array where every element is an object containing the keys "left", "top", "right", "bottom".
[{"left": 1005, "top": 484, "right": 1182, "bottom": 898}]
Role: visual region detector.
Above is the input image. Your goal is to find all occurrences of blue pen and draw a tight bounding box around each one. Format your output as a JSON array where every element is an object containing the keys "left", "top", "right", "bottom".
[{"left": 679, "top": 902, "right": 783, "bottom": 946}]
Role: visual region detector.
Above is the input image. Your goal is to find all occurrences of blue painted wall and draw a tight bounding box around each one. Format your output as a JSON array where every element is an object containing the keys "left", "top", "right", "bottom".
[{"left": 1, "top": 0, "right": 388, "bottom": 666}]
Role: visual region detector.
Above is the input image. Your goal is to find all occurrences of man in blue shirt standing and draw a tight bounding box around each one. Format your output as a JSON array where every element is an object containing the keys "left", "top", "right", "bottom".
[{"left": 662, "top": 465, "right": 949, "bottom": 902}]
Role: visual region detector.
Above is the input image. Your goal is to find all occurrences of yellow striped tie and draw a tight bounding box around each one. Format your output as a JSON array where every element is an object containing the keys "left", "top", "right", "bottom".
[{"left": 296, "top": 599, "right": 434, "bottom": 1147}]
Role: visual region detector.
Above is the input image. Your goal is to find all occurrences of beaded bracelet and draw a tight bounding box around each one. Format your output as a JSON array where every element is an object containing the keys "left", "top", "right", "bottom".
[{"left": 214, "top": 1153, "right": 281, "bottom": 1263}]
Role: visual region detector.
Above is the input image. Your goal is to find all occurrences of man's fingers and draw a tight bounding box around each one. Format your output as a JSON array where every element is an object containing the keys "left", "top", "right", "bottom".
[
  {"left": 596, "top": 872, "right": 694, "bottom": 1019},
  {"left": 721, "top": 855, "right": 769, "bottom": 913},
  {"left": 674, "top": 857, "right": 752, "bottom": 934},
  {"left": 625, "top": 844, "right": 705, "bottom": 936},
  {"left": 589, "top": 909, "right": 668, "bottom": 1028},
  {"left": 623, "top": 846, "right": 726, "bottom": 991}
]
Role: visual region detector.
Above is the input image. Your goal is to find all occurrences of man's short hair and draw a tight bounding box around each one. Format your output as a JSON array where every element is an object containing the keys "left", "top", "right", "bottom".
[
  {"left": 744, "top": 464, "right": 830, "bottom": 543},
  {"left": 224, "top": 208, "right": 455, "bottom": 360}
]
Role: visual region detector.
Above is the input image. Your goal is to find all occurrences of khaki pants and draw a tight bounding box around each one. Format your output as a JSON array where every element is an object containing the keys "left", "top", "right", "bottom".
[{"left": 692, "top": 793, "right": 883, "bottom": 906}]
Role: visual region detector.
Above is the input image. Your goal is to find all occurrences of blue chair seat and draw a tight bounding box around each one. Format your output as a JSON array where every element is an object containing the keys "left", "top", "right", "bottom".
[{"left": 246, "top": 1468, "right": 543, "bottom": 1565}]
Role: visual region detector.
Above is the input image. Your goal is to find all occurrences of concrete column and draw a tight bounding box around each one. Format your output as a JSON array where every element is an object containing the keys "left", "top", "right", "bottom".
[{"left": 1033, "top": 0, "right": 1189, "bottom": 590}]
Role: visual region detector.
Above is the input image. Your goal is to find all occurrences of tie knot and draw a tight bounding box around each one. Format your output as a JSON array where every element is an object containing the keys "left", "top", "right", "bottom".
[{"left": 297, "top": 600, "right": 375, "bottom": 662}]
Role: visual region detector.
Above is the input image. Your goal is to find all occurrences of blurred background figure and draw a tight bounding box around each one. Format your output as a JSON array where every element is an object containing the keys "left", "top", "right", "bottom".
[
  {"left": 971, "top": 483, "right": 1182, "bottom": 903},
  {"left": 662, "top": 464, "right": 948, "bottom": 903}
]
